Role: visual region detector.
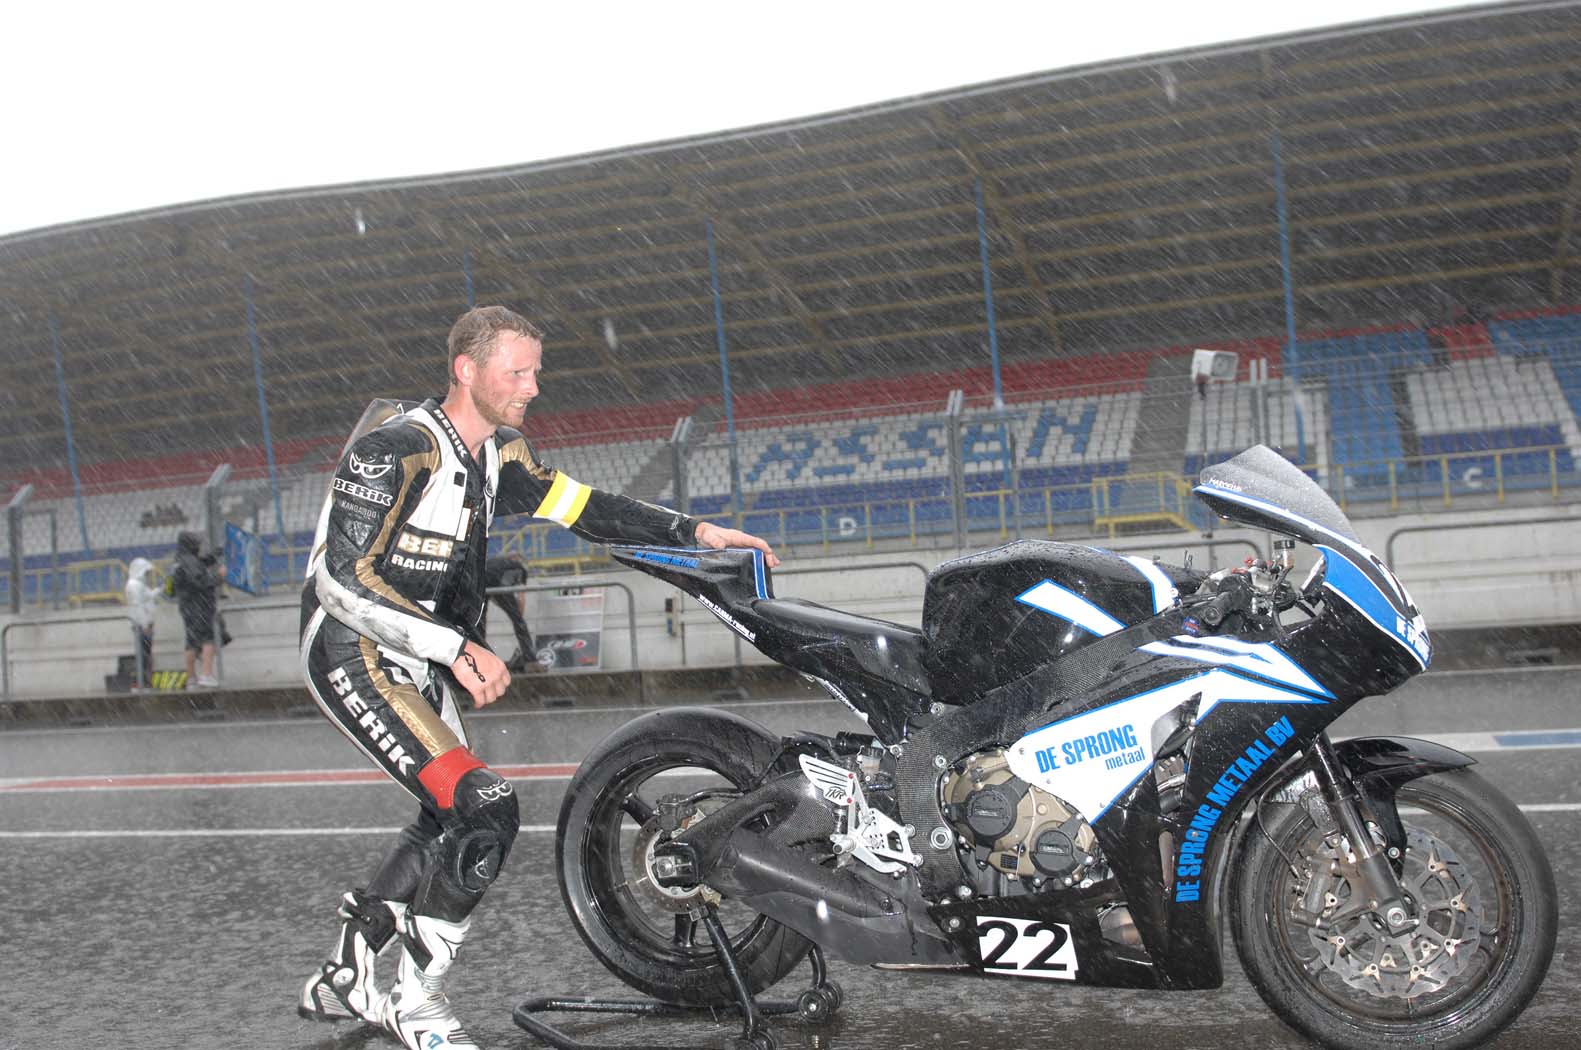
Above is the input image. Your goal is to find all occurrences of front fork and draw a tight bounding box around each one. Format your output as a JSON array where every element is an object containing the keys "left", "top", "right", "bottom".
[{"left": 1306, "top": 733, "right": 1420, "bottom": 935}]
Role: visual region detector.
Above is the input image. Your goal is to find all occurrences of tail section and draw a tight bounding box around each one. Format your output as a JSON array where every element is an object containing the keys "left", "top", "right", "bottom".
[{"left": 610, "top": 546, "right": 772, "bottom": 609}]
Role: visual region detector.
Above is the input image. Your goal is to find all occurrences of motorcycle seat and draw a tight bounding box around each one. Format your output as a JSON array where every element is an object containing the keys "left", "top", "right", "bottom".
[{"left": 752, "top": 597, "right": 932, "bottom": 698}]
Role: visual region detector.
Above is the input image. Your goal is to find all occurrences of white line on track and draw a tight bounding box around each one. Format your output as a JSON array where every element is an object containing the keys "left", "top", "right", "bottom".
[
  {"left": 0, "top": 695, "right": 842, "bottom": 738},
  {"left": 5, "top": 728, "right": 1578, "bottom": 795},
  {"left": 0, "top": 825, "right": 559, "bottom": 838},
  {"left": 3, "top": 806, "right": 1578, "bottom": 839}
]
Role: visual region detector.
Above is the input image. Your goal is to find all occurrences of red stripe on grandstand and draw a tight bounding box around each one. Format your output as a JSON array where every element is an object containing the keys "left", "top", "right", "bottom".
[
  {"left": 1297, "top": 321, "right": 1425, "bottom": 341},
  {"left": 7, "top": 402, "right": 698, "bottom": 496},
  {"left": 728, "top": 354, "right": 1158, "bottom": 427},
  {"left": 7, "top": 434, "right": 336, "bottom": 499},
  {"left": 1432, "top": 322, "right": 1496, "bottom": 360},
  {"left": 1494, "top": 304, "right": 1581, "bottom": 321},
  {"left": 0, "top": 763, "right": 580, "bottom": 792},
  {"left": 526, "top": 400, "right": 698, "bottom": 442}
]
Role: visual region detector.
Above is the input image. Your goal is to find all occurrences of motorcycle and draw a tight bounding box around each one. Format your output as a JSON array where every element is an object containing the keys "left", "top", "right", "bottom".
[{"left": 552, "top": 445, "right": 1556, "bottom": 1050}]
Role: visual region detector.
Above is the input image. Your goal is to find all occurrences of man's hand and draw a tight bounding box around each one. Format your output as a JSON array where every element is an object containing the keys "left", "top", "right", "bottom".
[
  {"left": 693, "top": 521, "right": 781, "bottom": 568},
  {"left": 450, "top": 640, "right": 511, "bottom": 708}
]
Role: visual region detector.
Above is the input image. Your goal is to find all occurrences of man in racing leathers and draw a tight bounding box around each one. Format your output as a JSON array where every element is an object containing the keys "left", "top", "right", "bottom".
[{"left": 297, "top": 305, "right": 778, "bottom": 1050}]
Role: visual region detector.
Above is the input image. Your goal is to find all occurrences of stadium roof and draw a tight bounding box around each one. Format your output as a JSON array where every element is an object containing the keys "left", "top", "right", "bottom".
[{"left": 2, "top": 0, "right": 1578, "bottom": 471}]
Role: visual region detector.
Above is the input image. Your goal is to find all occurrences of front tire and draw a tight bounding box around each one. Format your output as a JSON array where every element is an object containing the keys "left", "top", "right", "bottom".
[
  {"left": 1233, "top": 768, "right": 1556, "bottom": 1050},
  {"left": 556, "top": 707, "right": 812, "bottom": 1006}
]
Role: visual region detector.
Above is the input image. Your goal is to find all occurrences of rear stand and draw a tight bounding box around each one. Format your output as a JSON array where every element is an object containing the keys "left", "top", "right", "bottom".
[{"left": 513, "top": 906, "right": 841, "bottom": 1050}]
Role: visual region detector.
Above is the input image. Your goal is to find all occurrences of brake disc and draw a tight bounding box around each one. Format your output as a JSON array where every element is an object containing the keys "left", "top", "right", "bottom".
[
  {"left": 628, "top": 802, "right": 723, "bottom": 914},
  {"left": 1295, "top": 826, "right": 1483, "bottom": 998}
]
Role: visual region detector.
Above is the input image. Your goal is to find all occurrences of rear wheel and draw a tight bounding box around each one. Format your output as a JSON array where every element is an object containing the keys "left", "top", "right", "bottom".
[
  {"left": 556, "top": 709, "right": 812, "bottom": 1006},
  {"left": 1233, "top": 768, "right": 1556, "bottom": 1050}
]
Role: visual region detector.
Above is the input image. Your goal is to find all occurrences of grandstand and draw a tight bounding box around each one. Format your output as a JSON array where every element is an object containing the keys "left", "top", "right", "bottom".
[{"left": 4, "top": 2, "right": 1581, "bottom": 608}]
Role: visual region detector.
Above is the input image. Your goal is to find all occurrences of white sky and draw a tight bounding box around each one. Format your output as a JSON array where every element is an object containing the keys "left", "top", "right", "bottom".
[{"left": 3, "top": 1, "right": 1472, "bottom": 238}]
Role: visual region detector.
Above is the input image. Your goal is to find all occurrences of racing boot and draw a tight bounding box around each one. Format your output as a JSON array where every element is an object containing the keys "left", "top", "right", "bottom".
[
  {"left": 298, "top": 889, "right": 405, "bottom": 1023},
  {"left": 382, "top": 911, "right": 479, "bottom": 1049}
]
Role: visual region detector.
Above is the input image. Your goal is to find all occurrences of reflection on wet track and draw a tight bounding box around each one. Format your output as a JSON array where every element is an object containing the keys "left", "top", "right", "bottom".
[{"left": 2, "top": 670, "right": 1577, "bottom": 1050}]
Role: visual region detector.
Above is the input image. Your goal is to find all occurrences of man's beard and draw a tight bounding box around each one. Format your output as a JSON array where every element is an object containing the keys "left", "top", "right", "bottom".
[{"left": 470, "top": 386, "right": 524, "bottom": 428}]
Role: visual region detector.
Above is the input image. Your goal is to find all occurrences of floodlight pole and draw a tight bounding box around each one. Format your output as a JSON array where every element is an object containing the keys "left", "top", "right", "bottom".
[
  {"left": 669, "top": 415, "right": 693, "bottom": 516},
  {"left": 946, "top": 390, "right": 966, "bottom": 550},
  {"left": 705, "top": 221, "right": 743, "bottom": 526},
  {"left": 974, "top": 177, "right": 1005, "bottom": 408},
  {"left": 48, "top": 312, "right": 91, "bottom": 552},
  {"left": 245, "top": 274, "right": 289, "bottom": 571},
  {"left": 6, "top": 484, "right": 33, "bottom": 614},
  {"left": 205, "top": 464, "right": 231, "bottom": 683},
  {"left": 1272, "top": 130, "right": 1307, "bottom": 466}
]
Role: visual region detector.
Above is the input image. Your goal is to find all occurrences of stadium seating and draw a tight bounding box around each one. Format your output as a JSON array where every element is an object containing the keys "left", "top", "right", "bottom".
[
  {"left": 1184, "top": 378, "right": 1330, "bottom": 477},
  {"left": 1488, "top": 313, "right": 1581, "bottom": 425},
  {"left": 1406, "top": 354, "right": 1581, "bottom": 497},
  {"left": 8, "top": 313, "right": 1581, "bottom": 606},
  {"left": 1284, "top": 329, "right": 1433, "bottom": 488}
]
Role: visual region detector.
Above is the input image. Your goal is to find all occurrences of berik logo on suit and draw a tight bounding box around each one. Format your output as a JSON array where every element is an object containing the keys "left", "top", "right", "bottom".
[{"left": 349, "top": 453, "right": 395, "bottom": 480}]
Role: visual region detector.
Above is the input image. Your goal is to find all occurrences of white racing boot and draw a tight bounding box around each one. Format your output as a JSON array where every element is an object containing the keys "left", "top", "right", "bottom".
[
  {"left": 382, "top": 912, "right": 479, "bottom": 1049},
  {"left": 299, "top": 890, "right": 406, "bottom": 1023}
]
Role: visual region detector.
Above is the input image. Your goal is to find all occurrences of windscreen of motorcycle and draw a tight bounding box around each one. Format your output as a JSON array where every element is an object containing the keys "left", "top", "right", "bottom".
[{"left": 1194, "top": 445, "right": 1430, "bottom": 670}]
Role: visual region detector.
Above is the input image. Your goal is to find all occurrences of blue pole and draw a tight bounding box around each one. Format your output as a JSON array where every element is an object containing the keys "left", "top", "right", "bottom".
[
  {"left": 463, "top": 249, "right": 475, "bottom": 307},
  {"left": 705, "top": 220, "right": 742, "bottom": 520},
  {"left": 1271, "top": 130, "right": 1307, "bottom": 466},
  {"left": 974, "top": 176, "right": 1004, "bottom": 409},
  {"left": 246, "top": 274, "right": 288, "bottom": 566},
  {"left": 49, "top": 312, "right": 91, "bottom": 551}
]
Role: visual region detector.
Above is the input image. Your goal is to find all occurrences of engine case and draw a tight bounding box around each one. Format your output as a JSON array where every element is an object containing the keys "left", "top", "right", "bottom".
[{"left": 943, "top": 749, "right": 1100, "bottom": 882}]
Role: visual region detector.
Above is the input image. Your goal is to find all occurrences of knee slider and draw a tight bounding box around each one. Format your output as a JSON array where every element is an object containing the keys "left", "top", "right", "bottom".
[{"left": 447, "top": 767, "right": 519, "bottom": 894}]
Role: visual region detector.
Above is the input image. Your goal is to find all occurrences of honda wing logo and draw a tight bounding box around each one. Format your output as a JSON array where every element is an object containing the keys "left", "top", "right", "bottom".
[{"left": 349, "top": 452, "right": 394, "bottom": 480}]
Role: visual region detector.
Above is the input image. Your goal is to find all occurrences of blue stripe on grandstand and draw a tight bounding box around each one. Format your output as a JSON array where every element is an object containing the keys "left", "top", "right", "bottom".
[
  {"left": 1418, "top": 426, "right": 1576, "bottom": 488},
  {"left": 1419, "top": 425, "right": 1563, "bottom": 455},
  {"left": 1290, "top": 331, "right": 1431, "bottom": 487}
]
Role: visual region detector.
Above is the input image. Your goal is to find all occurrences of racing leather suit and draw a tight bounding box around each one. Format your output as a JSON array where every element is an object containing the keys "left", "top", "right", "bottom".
[{"left": 300, "top": 397, "right": 696, "bottom": 920}]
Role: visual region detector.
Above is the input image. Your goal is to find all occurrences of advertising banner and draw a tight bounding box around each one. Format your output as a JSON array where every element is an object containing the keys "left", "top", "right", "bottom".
[{"left": 532, "top": 588, "right": 605, "bottom": 670}]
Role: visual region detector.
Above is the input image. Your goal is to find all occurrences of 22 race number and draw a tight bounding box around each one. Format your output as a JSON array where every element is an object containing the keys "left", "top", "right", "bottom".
[{"left": 975, "top": 916, "right": 1079, "bottom": 980}]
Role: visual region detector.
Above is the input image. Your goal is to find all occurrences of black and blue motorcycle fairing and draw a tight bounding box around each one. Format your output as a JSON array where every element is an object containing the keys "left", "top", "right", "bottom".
[{"left": 605, "top": 445, "right": 1471, "bottom": 990}]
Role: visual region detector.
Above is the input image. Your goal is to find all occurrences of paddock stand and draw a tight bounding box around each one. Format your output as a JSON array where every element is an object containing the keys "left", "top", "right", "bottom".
[{"left": 514, "top": 905, "right": 842, "bottom": 1050}]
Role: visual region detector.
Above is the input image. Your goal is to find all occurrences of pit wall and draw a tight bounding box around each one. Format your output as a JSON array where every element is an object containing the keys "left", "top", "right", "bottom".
[{"left": 2, "top": 503, "right": 1577, "bottom": 700}]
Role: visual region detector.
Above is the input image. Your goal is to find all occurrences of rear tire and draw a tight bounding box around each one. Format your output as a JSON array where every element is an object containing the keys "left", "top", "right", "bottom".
[
  {"left": 1233, "top": 768, "right": 1556, "bottom": 1050},
  {"left": 556, "top": 707, "right": 812, "bottom": 1006}
]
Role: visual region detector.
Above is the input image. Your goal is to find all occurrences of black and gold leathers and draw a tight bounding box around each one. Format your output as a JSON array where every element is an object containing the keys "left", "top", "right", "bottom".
[{"left": 305, "top": 397, "right": 697, "bottom": 667}]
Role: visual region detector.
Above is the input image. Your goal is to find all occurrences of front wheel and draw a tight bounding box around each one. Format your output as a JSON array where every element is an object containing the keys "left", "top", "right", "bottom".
[
  {"left": 1233, "top": 768, "right": 1556, "bottom": 1050},
  {"left": 556, "top": 707, "right": 812, "bottom": 1006}
]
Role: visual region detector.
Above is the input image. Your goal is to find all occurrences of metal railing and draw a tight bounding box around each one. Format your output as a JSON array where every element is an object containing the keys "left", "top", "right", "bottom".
[
  {"left": 1, "top": 612, "right": 139, "bottom": 701},
  {"left": 488, "top": 579, "right": 640, "bottom": 680},
  {"left": 1320, "top": 444, "right": 1578, "bottom": 512},
  {"left": 1384, "top": 513, "right": 1581, "bottom": 569}
]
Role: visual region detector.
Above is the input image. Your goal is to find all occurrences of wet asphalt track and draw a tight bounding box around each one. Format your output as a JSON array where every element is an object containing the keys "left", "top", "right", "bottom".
[{"left": 1, "top": 667, "right": 1578, "bottom": 1050}]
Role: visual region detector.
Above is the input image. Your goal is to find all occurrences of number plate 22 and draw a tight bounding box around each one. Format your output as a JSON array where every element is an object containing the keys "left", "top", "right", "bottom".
[{"left": 975, "top": 916, "right": 1079, "bottom": 980}]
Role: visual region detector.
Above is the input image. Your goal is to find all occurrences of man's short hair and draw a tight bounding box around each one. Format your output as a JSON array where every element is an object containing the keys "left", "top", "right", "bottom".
[{"left": 447, "top": 306, "right": 544, "bottom": 384}]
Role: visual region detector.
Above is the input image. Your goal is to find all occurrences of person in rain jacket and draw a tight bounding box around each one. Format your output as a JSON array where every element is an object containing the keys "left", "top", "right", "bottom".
[
  {"left": 296, "top": 304, "right": 781, "bottom": 1050},
  {"left": 123, "top": 557, "right": 158, "bottom": 689},
  {"left": 170, "top": 531, "right": 222, "bottom": 688}
]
